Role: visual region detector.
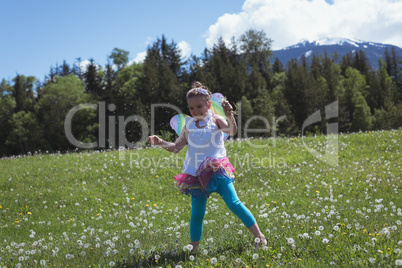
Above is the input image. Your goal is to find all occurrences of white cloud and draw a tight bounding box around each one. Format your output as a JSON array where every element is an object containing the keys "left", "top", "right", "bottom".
[
  {"left": 145, "top": 36, "right": 154, "bottom": 46},
  {"left": 206, "top": 0, "right": 402, "bottom": 50},
  {"left": 177, "top": 41, "right": 192, "bottom": 59},
  {"left": 133, "top": 51, "right": 147, "bottom": 63},
  {"left": 130, "top": 40, "right": 191, "bottom": 64},
  {"left": 77, "top": 59, "right": 91, "bottom": 73}
]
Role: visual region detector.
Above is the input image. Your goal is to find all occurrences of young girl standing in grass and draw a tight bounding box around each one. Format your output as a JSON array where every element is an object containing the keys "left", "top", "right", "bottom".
[{"left": 148, "top": 82, "right": 267, "bottom": 250}]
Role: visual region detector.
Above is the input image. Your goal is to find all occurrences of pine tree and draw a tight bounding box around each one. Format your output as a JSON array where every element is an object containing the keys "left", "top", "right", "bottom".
[
  {"left": 140, "top": 36, "right": 186, "bottom": 136},
  {"left": 0, "top": 80, "right": 16, "bottom": 155},
  {"left": 284, "top": 59, "right": 310, "bottom": 128},
  {"left": 12, "top": 75, "right": 35, "bottom": 112},
  {"left": 321, "top": 52, "right": 341, "bottom": 103},
  {"left": 270, "top": 72, "right": 298, "bottom": 135},
  {"left": 83, "top": 59, "right": 102, "bottom": 97},
  {"left": 240, "top": 29, "right": 273, "bottom": 90},
  {"left": 272, "top": 58, "right": 285, "bottom": 74}
]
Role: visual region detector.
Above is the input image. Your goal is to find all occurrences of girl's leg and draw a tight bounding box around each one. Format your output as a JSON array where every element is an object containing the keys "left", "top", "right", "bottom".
[
  {"left": 190, "top": 195, "right": 207, "bottom": 250},
  {"left": 217, "top": 182, "right": 267, "bottom": 245}
]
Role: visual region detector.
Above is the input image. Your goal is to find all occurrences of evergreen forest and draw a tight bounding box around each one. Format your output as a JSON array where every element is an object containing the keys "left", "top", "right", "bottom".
[{"left": 1, "top": 29, "right": 401, "bottom": 156}]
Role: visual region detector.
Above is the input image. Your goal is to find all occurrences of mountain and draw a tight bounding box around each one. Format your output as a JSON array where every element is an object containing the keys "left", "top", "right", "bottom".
[{"left": 272, "top": 37, "right": 402, "bottom": 69}]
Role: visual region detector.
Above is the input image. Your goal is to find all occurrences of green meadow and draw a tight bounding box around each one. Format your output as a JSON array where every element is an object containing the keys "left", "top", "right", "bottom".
[{"left": 1, "top": 129, "right": 401, "bottom": 267}]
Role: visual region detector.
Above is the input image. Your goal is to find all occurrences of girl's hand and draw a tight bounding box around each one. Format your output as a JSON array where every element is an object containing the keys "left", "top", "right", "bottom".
[
  {"left": 148, "top": 135, "right": 162, "bottom": 145},
  {"left": 221, "top": 100, "right": 233, "bottom": 116}
]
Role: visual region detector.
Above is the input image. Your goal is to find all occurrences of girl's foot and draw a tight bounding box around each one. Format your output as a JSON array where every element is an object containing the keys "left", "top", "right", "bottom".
[{"left": 190, "top": 241, "right": 200, "bottom": 251}]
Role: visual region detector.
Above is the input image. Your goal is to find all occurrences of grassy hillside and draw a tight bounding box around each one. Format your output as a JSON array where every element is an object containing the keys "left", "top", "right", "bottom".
[{"left": 0, "top": 129, "right": 401, "bottom": 267}]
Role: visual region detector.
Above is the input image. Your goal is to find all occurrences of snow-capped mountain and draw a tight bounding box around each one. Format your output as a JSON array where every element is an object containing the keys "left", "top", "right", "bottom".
[{"left": 272, "top": 37, "right": 402, "bottom": 69}]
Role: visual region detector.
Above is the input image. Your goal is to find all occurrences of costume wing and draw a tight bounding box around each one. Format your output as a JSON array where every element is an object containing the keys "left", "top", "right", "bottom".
[
  {"left": 211, "top": 93, "right": 230, "bottom": 140},
  {"left": 170, "top": 114, "right": 190, "bottom": 136},
  {"left": 211, "top": 93, "right": 226, "bottom": 119},
  {"left": 170, "top": 93, "right": 230, "bottom": 139}
]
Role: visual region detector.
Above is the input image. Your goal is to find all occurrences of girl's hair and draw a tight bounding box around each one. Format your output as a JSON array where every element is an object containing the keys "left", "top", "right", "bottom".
[{"left": 186, "top": 81, "right": 212, "bottom": 101}]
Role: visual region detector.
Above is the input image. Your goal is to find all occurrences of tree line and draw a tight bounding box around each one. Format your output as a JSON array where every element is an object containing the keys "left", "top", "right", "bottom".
[{"left": 1, "top": 29, "right": 401, "bottom": 156}]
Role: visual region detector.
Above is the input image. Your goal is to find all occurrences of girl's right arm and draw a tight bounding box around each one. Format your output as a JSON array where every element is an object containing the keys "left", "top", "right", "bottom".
[{"left": 148, "top": 127, "right": 188, "bottom": 154}]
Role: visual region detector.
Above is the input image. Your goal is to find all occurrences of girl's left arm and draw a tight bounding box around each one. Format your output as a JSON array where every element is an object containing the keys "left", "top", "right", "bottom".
[
  {"left": 215, "top": 114, "right": 237, "bottom": 136},
  {"left": 215, "top": 100, "right": 237, "bottom": 136}
]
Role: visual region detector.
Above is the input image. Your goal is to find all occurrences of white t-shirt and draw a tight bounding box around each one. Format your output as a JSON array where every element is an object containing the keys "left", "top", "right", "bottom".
[{"left": 182, "top": 110, "right": 226, "bottom": 176}]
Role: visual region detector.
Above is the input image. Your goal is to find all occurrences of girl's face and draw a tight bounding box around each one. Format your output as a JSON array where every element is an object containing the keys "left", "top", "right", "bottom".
[{"left": 187, "top": 95, "right": 211, "bottom": 121}]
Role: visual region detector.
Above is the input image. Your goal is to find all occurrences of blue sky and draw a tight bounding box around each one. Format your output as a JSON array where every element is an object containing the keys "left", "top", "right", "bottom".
[
  {"left": 0, "top": 0, "right": 244, "bottom": 81},
  {"left": 1, "top": 0, "right": 401, "bottom": 82}
]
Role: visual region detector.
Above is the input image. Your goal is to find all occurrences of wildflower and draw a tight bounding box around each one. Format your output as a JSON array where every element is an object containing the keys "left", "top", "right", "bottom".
[
  {"left": 253, "top": 253, "right": 259, "bottom": 260},
  {"left": 189, "top": 255, "right": 195, "bottom": 261},
  {"left": 369, "top": 258, "right": 376, "bottom": 264},
  {"left": 395, "top": 259, "right": 402, "bottom": 266},
  {"left": 220, "top": 255, "right": 225, "bottom": 260},
  {"left": 255, "top": 237, "right": 261, "bottom": 243},
  {"left": 236, "top": 258, "right": 241, "bottom": 263},
  {"left": 322, "top": 238, "right": 329, "bottom": 244},
  {"left": 315, "top": 231, "right": 321, "bottom": 235},
  {"left": 109, "top": 261, "right": 115, "bottom": 266},
  {"left": 65, "top": 254, "right": 74, "bottom": 259},
  {"left": 286, "top": 238, "right": 295, "bottom": 245},
  {"left": 210, "top": 257, "right": 217, "bottom": 264}
]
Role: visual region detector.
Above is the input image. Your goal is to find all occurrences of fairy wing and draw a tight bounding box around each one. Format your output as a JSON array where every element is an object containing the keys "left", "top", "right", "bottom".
[
  {"left": 211, "top": 93, "right": 226, "bottom": 119},
  {"left": 170, "top": 114, "right": 190, "bottom": 136},
  {"left": 211, "top": 93, "right": 230, "bottom": 140},
  {"left": 170, "top": 93, "right": 230, "bottom": 139}
]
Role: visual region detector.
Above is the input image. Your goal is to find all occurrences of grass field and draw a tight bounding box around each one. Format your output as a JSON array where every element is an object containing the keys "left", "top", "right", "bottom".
[{"left": 1, "top": 129, "right": 401, "bottom": 267}]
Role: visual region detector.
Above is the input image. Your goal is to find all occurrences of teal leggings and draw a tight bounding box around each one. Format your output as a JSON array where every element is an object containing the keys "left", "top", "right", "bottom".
[{"left": 190, "top": 181, "right": 256, "bottom": 241}]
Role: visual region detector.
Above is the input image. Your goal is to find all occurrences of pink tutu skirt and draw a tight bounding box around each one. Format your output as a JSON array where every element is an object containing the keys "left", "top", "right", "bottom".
[{"left": 174, "top": 157, "right": 235, "bottom": 198}]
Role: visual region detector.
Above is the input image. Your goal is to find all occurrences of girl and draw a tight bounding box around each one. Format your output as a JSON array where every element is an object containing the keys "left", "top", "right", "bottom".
[{"left": 148, "top": 82, "right": 267, "bottom": 250}]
